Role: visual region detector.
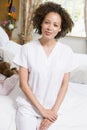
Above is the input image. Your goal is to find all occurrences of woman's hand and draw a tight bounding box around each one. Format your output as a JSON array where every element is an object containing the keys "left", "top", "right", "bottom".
[
  {"left": 39, "top": 118, "right": 54, "bottom": 130},
  {"left": 40, "top": 108, "right": 58, "bottom": 122}
]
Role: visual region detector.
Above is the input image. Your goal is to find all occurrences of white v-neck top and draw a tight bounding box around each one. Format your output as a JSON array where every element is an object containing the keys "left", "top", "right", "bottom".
[{"left": 14, "top": 39, "right": 79, "bottom": 116}]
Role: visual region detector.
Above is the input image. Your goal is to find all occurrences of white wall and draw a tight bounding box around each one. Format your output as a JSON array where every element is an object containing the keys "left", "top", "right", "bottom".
[{"left": 59, "top": 36, "right": 87, "bottom": 54}]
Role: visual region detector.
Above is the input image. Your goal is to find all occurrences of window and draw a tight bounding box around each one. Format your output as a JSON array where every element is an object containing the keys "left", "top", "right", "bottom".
[{"left": 43, "top": 0, "right": 86, "bottom": 37}]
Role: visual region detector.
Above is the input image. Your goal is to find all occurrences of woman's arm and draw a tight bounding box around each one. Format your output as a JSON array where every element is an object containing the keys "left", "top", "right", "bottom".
[
  {"left": 52, "top": 72, "right": 70, "bottom": 113},
  {"left": 39, "top": 73, "right": 70, "bottom": 130},
  {"left": 19, "top": 66, "right": 57, "bottom": 121}
]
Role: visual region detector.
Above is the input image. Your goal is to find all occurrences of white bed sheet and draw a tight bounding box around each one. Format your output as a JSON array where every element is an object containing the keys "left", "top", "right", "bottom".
[
  {"left": 58, "top": 82, "right": 87, "bottom": 130},
  {"left": 0, "top": 96, "right": 16, "bottom": 130},
  {"left": 0, "top": 82, "right": 87, "bottom": 130}
]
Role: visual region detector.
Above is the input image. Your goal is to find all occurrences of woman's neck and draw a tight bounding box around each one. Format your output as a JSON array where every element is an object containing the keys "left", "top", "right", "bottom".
[
  {"left": 39, "top": 38, "right": 58, "bottom": 57},
  {"left": 39, "top": 38, "right": 57, "bottom": 47}
]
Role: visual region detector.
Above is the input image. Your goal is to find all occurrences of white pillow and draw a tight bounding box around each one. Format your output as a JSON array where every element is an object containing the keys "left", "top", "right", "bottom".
[
  {"left": 0, "top": 48, "right": 17, "bottom": 68},
  {"left": 70, "top": 66, "right": 87, "bottom": 84},
  {"left": 1, "top": 40, "right": 21, "bottom": 55},
  {"left": 0, "top": 26, "right": 9, "bottom": 46},
  {"left": 0, "top": 40, "right": 21, "bottom": 68}
]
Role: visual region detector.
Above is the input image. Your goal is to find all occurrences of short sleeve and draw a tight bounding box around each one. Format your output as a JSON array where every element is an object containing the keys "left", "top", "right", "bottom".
[
  {"left": 64, "top": 47, "right": 79, "bottom": 73},
  {"left": 13, "top": 45, "right": 28, "bottom": 69}
]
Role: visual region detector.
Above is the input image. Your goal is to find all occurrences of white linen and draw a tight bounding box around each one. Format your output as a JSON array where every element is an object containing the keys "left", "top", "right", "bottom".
[
  {"left": 70, "top": 53, "right": 87, "bottom": 84},
  {"left": 53, "top": 82, "right": 87, "bottom": 130},
  {"left": 0, "top": 41, "right": 21, "bottom": 68},
  {"left": 70, "top": 65, "right": 87, "bottom": 84},
  {"left": 0, "top": 96, "right": 16, "bottom": 130},
  {"left": 0, "top": 74, "right": 19, "bottom": 95},
  {"left": 0, "top": 26, "right": 21, "bottom": 64},
  {"left": 1, "top": 40, "right": 21, "bottom": 55},
  {"left": 0, "top": 81, "right": 20, "bottom": 130},
  {"left": 0, "top": 26, "right": 9, "bottom": 46}
]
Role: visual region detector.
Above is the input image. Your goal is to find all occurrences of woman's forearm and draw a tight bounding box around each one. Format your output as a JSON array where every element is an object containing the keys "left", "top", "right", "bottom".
[
  {"left": 19, "top": 66, "right": 44, "bottom": 113},
  {"left": 52, "top": 73, "right": 70, "bottom": 113},
  {"left": 20, "top": 81, "right": 44, "bottom": 113},
  {"left": 52, "top": 84, "right": 68, "bottom": 113}
]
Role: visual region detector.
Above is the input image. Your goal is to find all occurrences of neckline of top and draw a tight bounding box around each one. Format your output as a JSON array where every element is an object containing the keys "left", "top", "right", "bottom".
[{"left": 37, "top": 39, "right": 60, "bottom": 60}]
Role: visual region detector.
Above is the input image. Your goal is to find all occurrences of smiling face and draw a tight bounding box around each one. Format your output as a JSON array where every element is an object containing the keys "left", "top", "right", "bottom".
[{"left": 41, "top": 12, "right": 62, "bottom": 40}]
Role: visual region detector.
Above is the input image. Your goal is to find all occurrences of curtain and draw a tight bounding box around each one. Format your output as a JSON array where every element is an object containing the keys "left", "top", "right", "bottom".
[
  {"left": 19, "top": 0, "right": 42, "bottom": 44},
  {"left": 84, "top": 0, "right": 87, "bottom": 38},
  {"left": 84, "top": 0, "right": 87, "bottom": 52}
]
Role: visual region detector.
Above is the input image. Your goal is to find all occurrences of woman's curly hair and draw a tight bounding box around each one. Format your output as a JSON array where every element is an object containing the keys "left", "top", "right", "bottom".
[{"left": 33, "top": 2, "right": 74, "bottom": 39}]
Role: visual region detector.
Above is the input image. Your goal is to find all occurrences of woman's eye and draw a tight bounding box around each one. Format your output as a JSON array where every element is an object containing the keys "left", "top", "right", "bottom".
[
  {"left": 44, "top": 21, "right": 49, "bottom": 24},
  {"left": 54, "top": 24, "right": 58, "bottom": 27}
]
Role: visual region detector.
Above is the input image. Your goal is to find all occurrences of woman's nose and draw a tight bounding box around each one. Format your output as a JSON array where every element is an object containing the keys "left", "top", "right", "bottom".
[{"left": 47, "top": 24, "right": 53, "bottom": 30}]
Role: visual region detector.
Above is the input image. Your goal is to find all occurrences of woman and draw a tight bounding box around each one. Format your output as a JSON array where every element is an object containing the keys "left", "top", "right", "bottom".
[{"left": 14, "top": 2, "right": 78, "bottom": 130}]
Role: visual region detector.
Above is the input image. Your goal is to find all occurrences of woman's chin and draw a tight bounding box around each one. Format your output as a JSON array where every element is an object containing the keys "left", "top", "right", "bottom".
[{"left": 42, "top": 35, "right": 54, "bottom": 40}]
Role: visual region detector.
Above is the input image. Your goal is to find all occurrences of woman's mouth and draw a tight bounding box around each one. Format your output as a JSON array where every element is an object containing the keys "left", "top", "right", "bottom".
[{"left": 45, "top": 31, "right": 52, "bottom": 36}]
